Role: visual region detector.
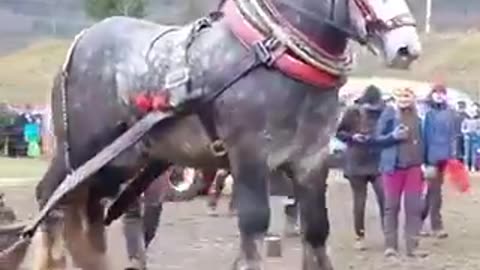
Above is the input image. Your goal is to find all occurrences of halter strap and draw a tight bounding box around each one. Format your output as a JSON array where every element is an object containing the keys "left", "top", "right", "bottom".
[{"left": 352, "top": 0, "right": 416, "bottom": 33}]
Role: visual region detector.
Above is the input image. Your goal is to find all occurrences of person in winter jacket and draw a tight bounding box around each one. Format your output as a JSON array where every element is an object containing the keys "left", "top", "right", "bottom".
[
  {"left": 375, "top": 87, "right": 428, "bottom": 258},
  {"left": 421, "top": 84, "right": 457, "bottom": 239},
  {"left": 455, "top": 101, "right": 469, "bottom": 163},
  {"left": 462, "top": 109, "right": 480, "bottom": 171},
  {"left": 336, "top": 85, "right": 385, "bottom": 250}
]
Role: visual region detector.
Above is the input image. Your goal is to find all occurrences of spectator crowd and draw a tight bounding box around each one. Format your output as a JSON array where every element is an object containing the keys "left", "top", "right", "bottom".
[
  {"left": 335, "top": 82, "right": 477, "bottom": 258},
  {"left": 0, "top": 103, "right": 44, "bottom": 158}
]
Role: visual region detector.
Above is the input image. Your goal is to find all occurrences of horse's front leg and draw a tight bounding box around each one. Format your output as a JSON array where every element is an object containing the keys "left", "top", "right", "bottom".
[
  {"left": 295, "top": 163, "right": 333, "bottom": 270},
  {"left": 230, "top": 150, "right": 270, "bottom": 270}
]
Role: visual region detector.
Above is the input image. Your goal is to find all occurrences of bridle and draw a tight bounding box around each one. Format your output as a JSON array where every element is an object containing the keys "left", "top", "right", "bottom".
[
  {"left": 218, "top": 0, "right": 417, "bottom": 88},
  {"left": 351, "top": 0, "right": 416, "bottom": 35}
]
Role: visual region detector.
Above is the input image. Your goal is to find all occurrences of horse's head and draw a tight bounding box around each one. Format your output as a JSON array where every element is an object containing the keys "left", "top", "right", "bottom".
[{"left": 349, "top": 0, "right": 421, "bottom": 69}]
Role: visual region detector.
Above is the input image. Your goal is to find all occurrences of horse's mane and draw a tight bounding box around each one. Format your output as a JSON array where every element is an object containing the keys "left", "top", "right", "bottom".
[{"left": 217, "top": 0, "right": 227, "bottom": 10}]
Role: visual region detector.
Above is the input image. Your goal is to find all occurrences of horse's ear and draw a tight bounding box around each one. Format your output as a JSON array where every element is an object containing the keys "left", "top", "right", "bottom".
[
  {"left": 217, "top": 0, "right": 227, "bottom": 10},
  {"left": 209, "top": 11, "right": 225, "bottom": 21}
]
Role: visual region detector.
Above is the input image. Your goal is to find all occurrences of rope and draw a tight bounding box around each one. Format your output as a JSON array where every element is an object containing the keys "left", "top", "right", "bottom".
[{"left": 59, "top": 28, "right": 89, "bottom": 172}]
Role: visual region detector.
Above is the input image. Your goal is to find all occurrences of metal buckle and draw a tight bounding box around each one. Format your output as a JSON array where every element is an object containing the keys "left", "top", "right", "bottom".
[
  {"left": 165, "top": 68, "right": 190, "bottom": 89},
  {"left": 253, "top": 37, "right": 282, "bottom": 66}
]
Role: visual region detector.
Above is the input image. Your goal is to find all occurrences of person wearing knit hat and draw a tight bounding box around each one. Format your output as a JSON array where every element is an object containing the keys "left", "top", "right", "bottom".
[
  {"left": 421, "top": 84, "right": 456, "bottom": 239},
  {"left": 375, "top": 86, "right": 428, "bottom": 258},
  {"left": 336, "top": 84, "right": 386, "bottom": 251}
]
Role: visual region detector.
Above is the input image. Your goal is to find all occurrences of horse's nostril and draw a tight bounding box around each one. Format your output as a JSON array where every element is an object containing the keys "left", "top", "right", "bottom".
[{"left": 397, "top": 47, "right": 409, "bottom": 56}]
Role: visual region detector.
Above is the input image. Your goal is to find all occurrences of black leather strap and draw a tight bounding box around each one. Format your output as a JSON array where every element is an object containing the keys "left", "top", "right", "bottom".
[{"left": 179, "top": 36, "right": 281, "bottom": 142}]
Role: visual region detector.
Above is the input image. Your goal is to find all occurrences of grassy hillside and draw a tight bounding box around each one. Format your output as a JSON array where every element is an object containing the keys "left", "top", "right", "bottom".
[
  {"left": 0, "top": 39, "right": 70, "bottom": 105},
  {"left": 0, "top": 32, "right": 480, "bottom": 104},
  {"left": 353, "top": 32, "right": 480, "bottom": 98}
]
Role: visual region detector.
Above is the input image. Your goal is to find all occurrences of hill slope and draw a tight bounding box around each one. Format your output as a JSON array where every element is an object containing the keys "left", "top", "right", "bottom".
[
  {"left": 1, "top": 32, "right": 480, "bottom": 104},
  {"left": 0, "top": 39, "right": 69, "bottom": 105}
]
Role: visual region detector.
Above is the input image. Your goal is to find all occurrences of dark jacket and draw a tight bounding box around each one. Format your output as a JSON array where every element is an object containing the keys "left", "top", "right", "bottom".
[
  {"left": 336, "top": 104, "right": 384, "bottom": 176},
  {"left": 375, "top": 105, "right": 425, "bottom": 173},
  {"left": 423, "top": 102, "right": 457, "bottom": 165}
]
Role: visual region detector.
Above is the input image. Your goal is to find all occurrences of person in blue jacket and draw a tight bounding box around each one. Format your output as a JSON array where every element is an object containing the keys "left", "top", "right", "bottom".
[
  {"left": 375, "top": 87, "right": 427, "bottom": 258},
  {"left": 421, "top": 84, "right": 457, "bottom": 239}
]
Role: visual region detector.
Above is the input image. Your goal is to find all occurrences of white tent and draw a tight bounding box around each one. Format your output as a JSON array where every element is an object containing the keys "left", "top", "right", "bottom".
[{"left": 339, "top": 76, "right": 477, "bottom": 117}]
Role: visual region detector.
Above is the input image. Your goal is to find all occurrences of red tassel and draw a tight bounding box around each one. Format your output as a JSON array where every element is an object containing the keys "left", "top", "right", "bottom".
[
  {"left": 444, "top": 159, "right": 470, "bottom": 193},
  {"left": 151, "top": 93, "right": 170, "bottom": 111},
  {"left": 134, "top": 93, "right": 152, "bottom": 113}
]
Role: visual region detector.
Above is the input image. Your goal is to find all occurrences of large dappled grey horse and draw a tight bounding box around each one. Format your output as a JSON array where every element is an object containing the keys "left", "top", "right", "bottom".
[{"left": 15, "top": 0, "right": 422, "bottom": 269}]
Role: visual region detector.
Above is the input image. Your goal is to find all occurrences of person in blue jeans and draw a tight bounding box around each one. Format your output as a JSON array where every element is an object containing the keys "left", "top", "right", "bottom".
[
  {"left": 462, "top": 112, "right": 480, "bottom": 171},
  {"left": 421, "top": 84, "right": 457, "bottom": 239},
  {"left": 454, "top": 101, "right": 469, "bottom": 163}
]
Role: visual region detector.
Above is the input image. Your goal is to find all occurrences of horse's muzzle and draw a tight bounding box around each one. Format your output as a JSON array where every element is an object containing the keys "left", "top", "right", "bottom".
[{"left": 387, "top": 46, "right": 420, "bottom": 69}]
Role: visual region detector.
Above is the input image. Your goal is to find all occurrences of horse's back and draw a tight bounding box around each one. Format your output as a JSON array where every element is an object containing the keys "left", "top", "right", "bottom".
[{"left": 79, "top": 16, "right": 178, "bottom": 52}]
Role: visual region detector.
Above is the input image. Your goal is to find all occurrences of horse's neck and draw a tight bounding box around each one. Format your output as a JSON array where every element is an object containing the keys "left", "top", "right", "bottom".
[{"left": 269, "top": 0, "right": 350, "bottom": 55}]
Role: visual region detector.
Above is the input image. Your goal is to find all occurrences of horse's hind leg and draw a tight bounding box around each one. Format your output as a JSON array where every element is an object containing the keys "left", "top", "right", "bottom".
[
  {"left": 32, "top": 153, "right": 68, "bottom": 270},
  {"left": 63, "top": 186, "right": 110, "bottom": 270},
  {"left": 229, "top": 148, "right": 270, "bottom": 270}
]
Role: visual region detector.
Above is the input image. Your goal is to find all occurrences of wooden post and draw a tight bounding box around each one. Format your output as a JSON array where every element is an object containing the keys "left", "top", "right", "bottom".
[{"left": 425, "top": 0, "right": 432, "bottom": 33}]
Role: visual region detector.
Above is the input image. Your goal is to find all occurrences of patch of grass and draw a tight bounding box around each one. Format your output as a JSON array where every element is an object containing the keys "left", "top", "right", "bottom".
[
  {"left": 0, "top": 39, "right": 70, "bottom": 105},
  {"left": 1, "top": 32, "right": 480, "bottom": 104},
  {"left": 0, "top": 157, "right": 48, "bottom": 179},
  {"left": 354, "top": 32, "right": 480, "bottom": 97}
]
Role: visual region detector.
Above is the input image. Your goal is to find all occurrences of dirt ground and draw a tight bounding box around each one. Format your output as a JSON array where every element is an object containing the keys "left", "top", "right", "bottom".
[{"left": 3, "top": 170, "right": 480, "bottom": 270}]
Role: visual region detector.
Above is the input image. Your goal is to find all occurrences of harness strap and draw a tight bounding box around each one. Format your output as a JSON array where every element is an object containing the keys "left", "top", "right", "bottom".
[
  {"left": 173, "top": 31, "right": 289, "bottom": 156},
  {"left": 19, "top": 24, "right": 280, "bottom": 240},
  {"left": 59, "top": 29, "right": 89, "bottom": 172},
  {"left": 22, "top": 110, "right": 174, "bottom": 238},
  {"left": 223, "top": 0, "right": 344, "bottom": 88}
]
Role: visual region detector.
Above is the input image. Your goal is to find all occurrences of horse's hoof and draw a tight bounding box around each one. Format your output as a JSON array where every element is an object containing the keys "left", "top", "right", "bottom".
[{"left": 265, "top": 235, "right": 282, "bottom": 258}]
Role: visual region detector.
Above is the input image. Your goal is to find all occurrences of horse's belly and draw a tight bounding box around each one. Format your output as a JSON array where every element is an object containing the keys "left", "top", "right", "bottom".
[{"left": 146, "top": 115, "right": 225, "bottom": 168}]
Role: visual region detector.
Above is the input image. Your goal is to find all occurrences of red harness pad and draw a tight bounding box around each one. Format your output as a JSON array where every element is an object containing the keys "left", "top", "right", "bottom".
[{"left": 222, "top": 0, "right": 341, "bottom": 88}]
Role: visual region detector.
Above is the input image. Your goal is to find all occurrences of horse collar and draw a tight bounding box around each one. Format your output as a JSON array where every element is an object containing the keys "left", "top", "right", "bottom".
[{"left": 222, "top": 0, "right": 346, "bottom": 89}]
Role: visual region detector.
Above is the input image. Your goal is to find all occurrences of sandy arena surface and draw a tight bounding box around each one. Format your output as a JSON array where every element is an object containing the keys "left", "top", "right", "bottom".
[{"left": 2, "top": 171, "right": 480, "bottom": 270}]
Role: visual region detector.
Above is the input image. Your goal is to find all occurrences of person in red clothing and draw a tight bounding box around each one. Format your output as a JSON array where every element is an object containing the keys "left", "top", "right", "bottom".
[{"left": 375, "top": 87, "right": 428, "bottom": 258}]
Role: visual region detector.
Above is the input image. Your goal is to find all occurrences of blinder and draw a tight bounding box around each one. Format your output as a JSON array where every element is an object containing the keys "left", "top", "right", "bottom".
[{"left": 351, "top": 0, "right": 417, "bottom": 35}]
